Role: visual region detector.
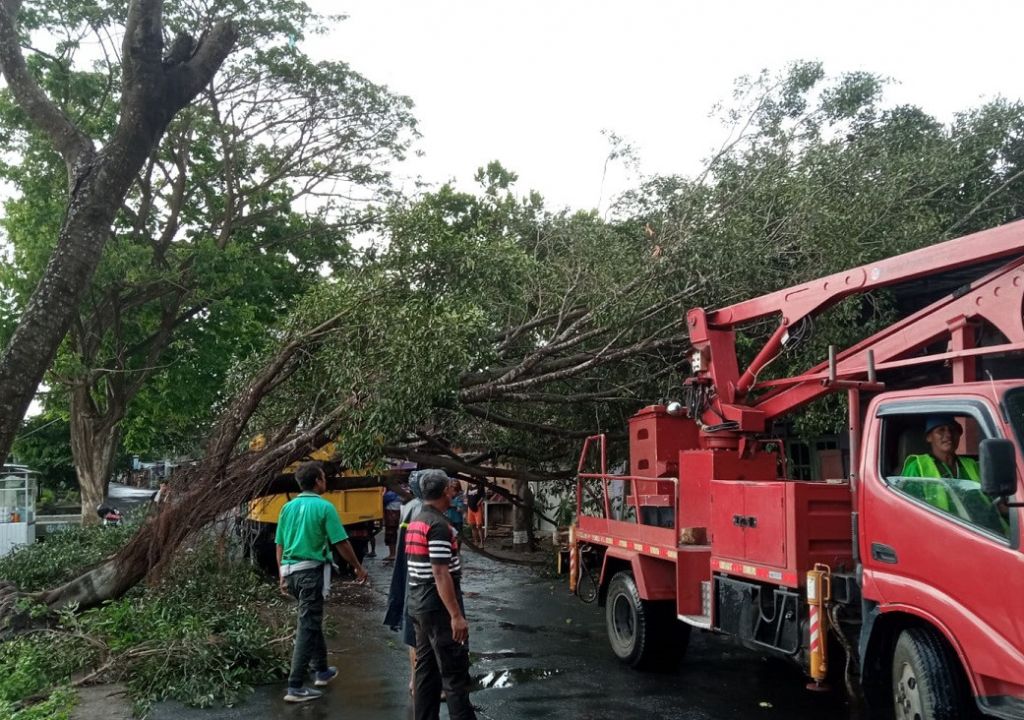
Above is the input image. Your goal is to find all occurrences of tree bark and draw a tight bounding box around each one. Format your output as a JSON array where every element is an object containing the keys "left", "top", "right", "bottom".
[
  {"left": 69, "top": 386, "right": 122, "bottom": 525},
  {"left": 511, "top": 477, "right": 534, "bottom": 552},
  {"left": 0, "top": 0, "right": 238, "bottom": 468}
]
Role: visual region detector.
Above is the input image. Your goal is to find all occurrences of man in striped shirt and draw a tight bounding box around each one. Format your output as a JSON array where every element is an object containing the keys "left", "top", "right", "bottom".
[{"left": 406, "top": 469, "right": 476, "bottom": 720}]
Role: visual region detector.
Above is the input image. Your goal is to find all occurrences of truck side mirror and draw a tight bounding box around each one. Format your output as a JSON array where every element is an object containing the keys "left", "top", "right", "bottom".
[{"left": 979, "top": 438, "right": 1018, "bottom": 498}]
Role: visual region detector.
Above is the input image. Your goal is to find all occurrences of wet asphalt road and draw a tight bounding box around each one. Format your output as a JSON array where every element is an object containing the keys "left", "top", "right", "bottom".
[{"left": 150, "top": 548, "right": 861, "bottom": 720}]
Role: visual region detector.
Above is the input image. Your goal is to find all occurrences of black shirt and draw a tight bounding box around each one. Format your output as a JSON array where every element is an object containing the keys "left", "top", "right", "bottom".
[{"left": 467, "top": 486, "right": 483, "bottom": 511}]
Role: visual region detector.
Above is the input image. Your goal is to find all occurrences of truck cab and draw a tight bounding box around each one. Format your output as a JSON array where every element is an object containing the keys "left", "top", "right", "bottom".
[{"left": 859, "top": 383, "right": 1024, "bottom": 718}]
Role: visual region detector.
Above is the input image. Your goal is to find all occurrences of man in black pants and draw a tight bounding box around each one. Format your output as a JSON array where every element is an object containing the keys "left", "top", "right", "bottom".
[
  {"left": 276, "top": 461, "right": 368, "bottom": 702},
  {"left": 405, "top": 469, "right": 476, "bottom": 720}
]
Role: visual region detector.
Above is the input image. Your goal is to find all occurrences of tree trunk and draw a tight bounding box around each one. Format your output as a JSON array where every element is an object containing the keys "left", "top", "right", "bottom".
[
  {"left": 512, "top": 477, "right": 534, "bottom": 552},
  {"left": 69, "top": 388, "right": 122, "bottom": 525},
  {"left": 37, "top": 557, "right": 139, "bottom": 612},
  {"left": 0, "top": 0, "right": 238, "bottom": 468},
  {"left": 0, "top": 169, "right": 122, "bottom": 467}
]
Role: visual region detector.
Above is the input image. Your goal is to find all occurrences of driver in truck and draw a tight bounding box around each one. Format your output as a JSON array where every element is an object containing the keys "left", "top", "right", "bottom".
[
  {"left": 900, "top": 414, "right": 1008, "bottom": 535},
  {"left": 901, "top": 414, "right": 979, "bottom": 498}
]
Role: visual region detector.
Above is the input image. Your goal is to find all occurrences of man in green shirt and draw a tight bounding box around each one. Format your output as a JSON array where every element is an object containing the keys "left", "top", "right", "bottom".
[{"left": 276, "top": 461, "right": 368, "bottom": 702}]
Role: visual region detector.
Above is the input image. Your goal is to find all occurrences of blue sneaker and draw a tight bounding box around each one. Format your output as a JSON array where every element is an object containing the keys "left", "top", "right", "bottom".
[
  {"left": 314, "top": 667, "right": 338, "bottom": 686},
  {"left": 284, "top": 686, "right": 323, "bottom": 703}
]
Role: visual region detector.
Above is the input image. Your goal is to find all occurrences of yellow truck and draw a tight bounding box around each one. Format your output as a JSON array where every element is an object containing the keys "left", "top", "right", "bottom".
[{"left": 243, "top": 440, "right": 388, "bottom": 574}]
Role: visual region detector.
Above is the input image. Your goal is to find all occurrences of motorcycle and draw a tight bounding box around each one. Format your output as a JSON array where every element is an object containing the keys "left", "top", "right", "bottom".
[{"left": 96, "top": 504, "right": 123, "bottom": 526}]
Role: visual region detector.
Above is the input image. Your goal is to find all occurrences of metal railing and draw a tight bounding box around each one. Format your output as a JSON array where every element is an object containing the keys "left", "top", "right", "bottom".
[{"left": 576, "top": 433, "right": 680, "bottom": 530}]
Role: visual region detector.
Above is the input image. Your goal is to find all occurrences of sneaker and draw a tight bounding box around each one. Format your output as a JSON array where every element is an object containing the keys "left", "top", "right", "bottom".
[
  {"left": 366, "top": 550, "right": 376, "bottom": 557},
  {"left": 284, "top": 687, "right": 323, "bottom": 703},
  {"left": 314, "top": 667, "right": 338, "bottom": 686}
]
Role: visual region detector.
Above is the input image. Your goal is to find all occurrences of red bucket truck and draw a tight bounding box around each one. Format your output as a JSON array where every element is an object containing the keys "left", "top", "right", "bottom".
[{"left": 570, "top": 220, "right": 1024, "bottom": 720}]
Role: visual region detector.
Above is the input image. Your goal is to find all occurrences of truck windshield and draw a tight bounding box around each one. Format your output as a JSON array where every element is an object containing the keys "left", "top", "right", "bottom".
[{"left": 1004, "top": 388, "right": 1024, "bottom": 449}]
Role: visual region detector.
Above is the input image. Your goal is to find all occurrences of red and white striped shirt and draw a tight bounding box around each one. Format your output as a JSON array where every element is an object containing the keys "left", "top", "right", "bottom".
[{"left": 406, "top": 505, "right": 462, "bottom": 614}]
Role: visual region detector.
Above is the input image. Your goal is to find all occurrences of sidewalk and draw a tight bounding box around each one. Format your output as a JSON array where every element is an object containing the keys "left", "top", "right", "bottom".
[{"left": 71, "top": 684, "right": 133, "bottom": 720}]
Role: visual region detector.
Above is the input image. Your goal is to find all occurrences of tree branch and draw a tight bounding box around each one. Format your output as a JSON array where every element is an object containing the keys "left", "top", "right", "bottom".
[
  {"left": 463, "top": 404, "right": 621, "bottom": 440},
  {"left": 459, "top": 334, "right": 687, "bottom": 403},
  {"left": 168, "top": 21, "right": 239, "bottom": 107},
  {"left": 0, "top": 0, "right": 93, "bottom": 174}
]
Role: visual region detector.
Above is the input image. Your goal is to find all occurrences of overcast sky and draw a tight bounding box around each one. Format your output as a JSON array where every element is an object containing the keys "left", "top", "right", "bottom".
[{"left": 305, "top": 0, "right": 1024, "bottom": 213}]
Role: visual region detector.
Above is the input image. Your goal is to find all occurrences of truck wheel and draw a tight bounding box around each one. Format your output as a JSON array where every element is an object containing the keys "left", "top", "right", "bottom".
[
  {"left": 891, "top": 627, "right": 972, "bottom": 720},
  {"left": 332, "top": 537, "right": 369, "bottom": 577},
  {"left": 350, "top": 537, "right": 369, "bottom": 564},
  {"left": 605, "top": 571, "right": 689, "bottom": 669},
  {"left": 243, "top": 521, "right": 278, "bottom": 578}
]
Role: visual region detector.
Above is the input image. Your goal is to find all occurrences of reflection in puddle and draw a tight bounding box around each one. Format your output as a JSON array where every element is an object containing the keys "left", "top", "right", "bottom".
[
  {"left": 473, "top": 649, "right": 533, "bottom": 661},
  {"left": 473, "top": 668, "right": 562, "bottom": 690}
]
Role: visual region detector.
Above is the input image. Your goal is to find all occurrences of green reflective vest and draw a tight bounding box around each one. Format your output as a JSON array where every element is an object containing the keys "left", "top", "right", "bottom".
[
  {"left": 901, "top": 453, "right": 979, "bottom": 510},
  {"left": 900, "top": 454, "right": 1007, "bottom": 535}
]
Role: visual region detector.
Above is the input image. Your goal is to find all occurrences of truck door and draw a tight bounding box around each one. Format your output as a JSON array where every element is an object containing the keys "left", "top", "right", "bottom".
[{"left": 862, "top": 400, "right": 1024, "bottom": 697}]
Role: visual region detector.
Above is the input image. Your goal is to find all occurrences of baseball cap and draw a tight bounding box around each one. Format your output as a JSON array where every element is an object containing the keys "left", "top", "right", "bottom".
[{"left": 925, "top": 415, "right": 961, "bottom": 434}]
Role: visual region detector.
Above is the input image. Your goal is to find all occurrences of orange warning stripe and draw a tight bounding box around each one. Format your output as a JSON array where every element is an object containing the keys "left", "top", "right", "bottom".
[
  {"left": 576, "top": 531, "right": 799, "bottom": 585},
  {"left": 711, "top": 558, "right": 799, "bottom": 587},
  {"left": 576, "top": 530, "right": 678, "bottom": 560}
]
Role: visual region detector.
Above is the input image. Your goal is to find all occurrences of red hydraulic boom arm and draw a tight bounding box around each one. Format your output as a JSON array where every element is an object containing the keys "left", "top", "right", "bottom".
[{"left": 687, "top": 220, "right": 1024, "bottom": 432}]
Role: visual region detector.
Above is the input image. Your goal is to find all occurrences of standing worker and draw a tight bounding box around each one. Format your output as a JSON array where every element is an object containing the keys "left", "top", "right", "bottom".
[
  {"left": 445, "top": 479, "right": 467, "bottom": 536},
  {"left": 465, "top": 482, "right": 485, "bottom": 548},
  {"left": 277, "top": 461, "right": 369, "bottom": 703},
  {"left": 382, "top": 487, "right": 403, "bottom": 562},
  {"left": 384, "top": 471, "right": 425, "bottom": 694},
  {"left": 406, "top": 469, "right": 476, "bottom": 720}
]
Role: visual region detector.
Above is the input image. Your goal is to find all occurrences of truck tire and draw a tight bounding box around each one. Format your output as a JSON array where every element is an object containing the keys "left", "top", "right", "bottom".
[
  {"left": 605, "top": 571, "right": 689, "bottom": 670},
  {"left": 332, "top": 537, "right": 369, "bottom": 577},
  {"left": 891, "top": 627, "right": 973, "bottom": 720},
  {"left": 242, "top": 520, "right": 279, "bottom": 578},
  {"left": 350, "top": 537, "right": 369, "bottom": 564}
]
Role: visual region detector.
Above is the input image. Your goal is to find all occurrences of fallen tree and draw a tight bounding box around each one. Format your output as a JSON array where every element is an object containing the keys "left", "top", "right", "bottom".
[{"left": 0, "top": 270, "right": 501, "bottom": 625}]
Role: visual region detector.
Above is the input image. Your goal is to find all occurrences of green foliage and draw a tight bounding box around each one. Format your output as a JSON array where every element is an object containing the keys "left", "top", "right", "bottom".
[
  {"left": 75, "top": 545, "right": 289, "bottom": 710},
  {"left": 366, "top": 162, "right": 682, "bottom": 463},
  {"left": 0, "top": 635, "right": 96, "bottom": 703},
  {"left": 10, "top": 414, "right": 76, "bottom": 493},
  {"left": 0, "top": 687, "right": 76, "bottom": 720},
  {"left": 247, "top": 265, "right": 488, "bottom": 467},
  {"left": 0, "top": 0, "right": 418, "bottom": 471},
  {"left": 615, "top": 62, "right": 1024, "bottom": 438},
  {"left": 0, "top": 537, "right": 289, "bottom": 712},
  {"left": 0, "top": 522, "right": 136, "bottom": 592}
]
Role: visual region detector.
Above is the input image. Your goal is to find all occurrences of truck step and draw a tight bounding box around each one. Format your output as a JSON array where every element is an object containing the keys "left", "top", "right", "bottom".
[
  {"left": 678, "top": 580, "right": 713, "bottom": 629},
  {"left": 678, "top": 613, "right": 712, "bottom": 629}
]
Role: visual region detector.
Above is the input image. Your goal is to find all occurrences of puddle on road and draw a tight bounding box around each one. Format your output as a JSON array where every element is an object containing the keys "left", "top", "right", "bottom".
[
  {"left": 473, "top": 667, "right": 562, "bottom": 690},
  {"left": 473, "top": 649, "right": 533, "bottom": 661},
  {"left": 497, "top": 621, "right": 590, "bottom": 640}
]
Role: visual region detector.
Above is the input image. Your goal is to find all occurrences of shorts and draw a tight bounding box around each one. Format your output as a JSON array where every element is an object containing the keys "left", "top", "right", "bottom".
[{"left": 466, "top": 507, "right": 483, "bottom": 526}]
